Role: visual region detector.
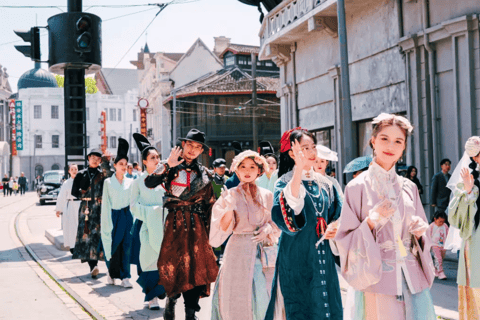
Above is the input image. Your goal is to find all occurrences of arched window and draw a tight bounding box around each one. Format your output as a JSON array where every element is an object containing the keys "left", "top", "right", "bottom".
[
  {"left": 51, "top": 164, "right": 60, "bottom": 170},
  {"left": 35, "top": 165, "right": 44, "bottom": 178}
]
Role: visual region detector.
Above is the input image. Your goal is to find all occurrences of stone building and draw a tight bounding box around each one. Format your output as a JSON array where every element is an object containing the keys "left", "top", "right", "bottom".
[{"left": 248, "top": 0, "right": 480, "bottom": 214}]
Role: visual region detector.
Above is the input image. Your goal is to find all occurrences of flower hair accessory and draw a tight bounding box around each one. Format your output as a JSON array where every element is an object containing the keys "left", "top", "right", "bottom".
[
  {"left": 465, "top": 136, "right": 480, "bottom": 157},
  {"left": 232, "top": 150, "right": 269, "bottom": 176},
  {"left": 280, "top": 127, "right": 304, "bottom": 153},
  {"left": 372, "top": 113, "right": 413, "bottom": 134}
]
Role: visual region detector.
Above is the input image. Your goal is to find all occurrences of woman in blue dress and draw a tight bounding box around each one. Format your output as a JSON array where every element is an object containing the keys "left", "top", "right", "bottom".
[{"left": 264, "top": 128, "right": 343, "bottom": 320}]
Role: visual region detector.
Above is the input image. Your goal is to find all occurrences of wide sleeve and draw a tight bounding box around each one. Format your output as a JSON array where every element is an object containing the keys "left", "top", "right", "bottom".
[
  {"left": 55, "top": 181, "right": 68, "bottom": 213},
  {"left": 334, "top": 182, "right": 382, "bottom": 291},
  {"left": 101, "top": 180, "right": 113, "bottom": 261},
  {"left": 209, "top": 190, "right": 237, "bottom": 248},
  {"left": 71, "top": 173, "right": 83, "bottom": 199},
  {"left": 130, "top": 180, "right": 164, "bottom": 254},
  {"left": 271, "top": 178, "right": 306, "bottom": 236},
  {"left": 144, "top": 162, "right": 169, "bottom": 189},
  {"left": 448, "top": 182, "right": 479, "bottom": 240}
]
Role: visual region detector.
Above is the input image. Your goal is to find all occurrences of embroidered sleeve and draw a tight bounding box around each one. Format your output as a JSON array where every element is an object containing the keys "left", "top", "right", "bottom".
[{"left": 448, "top": 182, "right": 479, "bottom": 240}]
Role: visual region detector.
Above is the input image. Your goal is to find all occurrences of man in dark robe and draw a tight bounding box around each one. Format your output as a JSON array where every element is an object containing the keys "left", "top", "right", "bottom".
[
  {"left": 71, "top": 149, "right": 113, "bottom": 278},
  {"left": 145, "top": 129, "right": 218, "bottom": 320}
]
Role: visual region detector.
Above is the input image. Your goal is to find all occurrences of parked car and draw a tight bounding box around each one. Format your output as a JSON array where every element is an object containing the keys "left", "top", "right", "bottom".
[{"left": 37, "top": 170, "right": 64, "bottom": 205}]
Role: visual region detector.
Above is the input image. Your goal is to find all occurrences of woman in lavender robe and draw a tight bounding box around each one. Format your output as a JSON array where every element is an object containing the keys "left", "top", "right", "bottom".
[{"left": 335, "top": 113, "right": 436, "bottom": 319}]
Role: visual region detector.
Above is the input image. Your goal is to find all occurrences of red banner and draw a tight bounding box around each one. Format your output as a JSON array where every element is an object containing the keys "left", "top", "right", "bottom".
[
  {"left": 9, "top": 99, "right": 16, "bottom": 156},
  {"left": 140, "top": 108, "right": 147, "bottom": 136}
]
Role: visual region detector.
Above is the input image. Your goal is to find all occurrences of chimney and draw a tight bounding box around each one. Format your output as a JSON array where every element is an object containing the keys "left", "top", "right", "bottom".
[{"left": 213, "top": 36, "right": 231, "bottom": 56}]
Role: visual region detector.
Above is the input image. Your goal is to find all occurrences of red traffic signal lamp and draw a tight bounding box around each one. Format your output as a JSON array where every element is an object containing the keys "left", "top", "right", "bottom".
[{"left": 14, "top": 27, "right": 41, "bottom": 61}]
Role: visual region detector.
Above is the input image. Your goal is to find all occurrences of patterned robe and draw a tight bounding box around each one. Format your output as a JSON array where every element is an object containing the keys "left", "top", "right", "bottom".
[
  {"left": 145, "top": 159, "right": 219, "bottom": 297},
  {"left": 71, "top": 160, "right": 113, "bottom": 261}
]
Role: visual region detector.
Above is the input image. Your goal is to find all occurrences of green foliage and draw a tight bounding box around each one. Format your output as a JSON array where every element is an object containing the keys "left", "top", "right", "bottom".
[{"left": 54, "top": 75, "right": 98, "bottom": 94}]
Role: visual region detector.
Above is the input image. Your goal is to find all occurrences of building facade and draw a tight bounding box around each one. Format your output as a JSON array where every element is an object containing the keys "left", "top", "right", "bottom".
[
  {"left": 0, "top": 65, "right": 12, "bottom": 178},
  {"left": 254, "top": 0, "right": 480, "bottom": 213}
]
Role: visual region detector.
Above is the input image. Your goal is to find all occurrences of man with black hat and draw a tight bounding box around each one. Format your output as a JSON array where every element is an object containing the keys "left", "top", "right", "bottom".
[
  {"left": 211, "top": 158, "right": 229, "bottom": 199},
  {"left": 145, "top": 128, "right": 218, "bottom": 320},
  {"left": 71, "top": 148, "right": 113, "bottom": 277}
]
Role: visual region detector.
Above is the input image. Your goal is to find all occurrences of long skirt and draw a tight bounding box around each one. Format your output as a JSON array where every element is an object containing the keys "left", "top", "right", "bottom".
[
  {"left": 73, "top": 200, "right": 104, "bottom": 261},
  {"left": 137, "top": 271, "right": 166, "bottom": 302},
  {"left": 105, "top": 207, "right": 133, "bottom": 280},
  {"left": 352, "top": 276, "right": 436, "bottom": 320},
  {"left": 211, "top": 247, "right": 270, "bottom": 320},
  {"left": 459, "top": 241, "right": 480, "bottom": 319}
]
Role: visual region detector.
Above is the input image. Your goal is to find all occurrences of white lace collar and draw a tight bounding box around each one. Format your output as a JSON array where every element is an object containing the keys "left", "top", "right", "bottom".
[{"left": 368, "top": 160, "right": 397, "bottom": 183}]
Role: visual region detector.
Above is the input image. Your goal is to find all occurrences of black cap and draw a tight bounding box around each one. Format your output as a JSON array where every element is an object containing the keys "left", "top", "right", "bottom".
[
  {"left": 213, "top": 158, "right": 226, "bottom": 168},
  {"left": 179, "top": 128, "right": 209, "bottom": 149},
  {"left": 114, "top": 138, "right": 129, "bottom": 164},
  {"left": 133, "top": 133, "right": 156, "bottom": 156},
  {"left": 259, "top": 141, "right": 274, "bottom": 156},
  {"left": 87, "top": 149, "right": 102, "bottom": 158}
]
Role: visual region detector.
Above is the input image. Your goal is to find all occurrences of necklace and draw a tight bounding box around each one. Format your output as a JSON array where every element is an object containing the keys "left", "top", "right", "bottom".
[{"left": 304, "top": 181, "right": 327, "bottom": 217}]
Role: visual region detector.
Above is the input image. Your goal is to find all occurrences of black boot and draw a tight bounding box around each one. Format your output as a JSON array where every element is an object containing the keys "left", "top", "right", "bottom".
[
  {"left": 185, "top": 307, "right": 198, "bottom": 320},
  {"left": 163, "top": 296, "right": 177, "bottom": 320}
]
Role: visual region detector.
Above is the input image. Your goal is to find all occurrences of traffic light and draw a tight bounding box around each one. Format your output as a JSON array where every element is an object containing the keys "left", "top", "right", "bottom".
[
  {"left": 100, "top": 111, "right": 107, "bottom": 153},
  {"left": 14, "top": 27, "right": 41, "bottom": 61},
  {"left": 75, "top": 16, "right": 92, "bottom": 53}
]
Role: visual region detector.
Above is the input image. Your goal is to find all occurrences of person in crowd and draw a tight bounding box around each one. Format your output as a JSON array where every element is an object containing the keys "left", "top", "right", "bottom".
[
  {"left": 145, "top": 129, "right": 218, "bottom": 320},
  {"left": 264, "top": 128, "right": 343, "bottom": 320},
  {"left": 210, "top": 150, "right": 280, "bottom": 320},
  {"left": 125, "top": 163, "right": 138, "bottom": 180},
  {"left": 18, "top": 172, "right": 27, "bottom": 195},
  {"left": 427, "top": 211, "right": 449, "bottom": 280},
  {"left": 71, "top": 149, "right": 113, "bottom": 278},
  {"left": 211, "top": 158, "right": 229, "bottom": 199},
  {"left": 34, "top": 175, "right": 41, "bottom": 189},
  {"left": 256, "top": 141, "right": 278, "bottom": 193},
  {"left": 335, "top": 113, "right": 436, "bottom": 319},
  {"left": 447, "top": 136, "right": 480, "bottom": 318},
  {"left": 130, "top": 133, "right": 167, "bottom": 310},
  {"left": 133, "top": 162, "right": 142, "bottom": 174},
  {"left": 314, "top": 145, "right": 343, "bottom": 200},
  {"left": 55, "top": 164, "right": 81, "bottom": 253},
  {"left": 101, "top": 138, "right": 134, "bottom": 289},
  {"left": 431, "top": 159, "right": 452, "bottom": 213},
  {"left": 2, "top": 174, "right": 9, "bottom": 197},
  {"left": 406, "top": 166, "right": 423, "bottom": 195},
  {"left": 8, "top": 177, "right": 13, "bottom": 196},
  {"left": 330, "top": 168, "right": 336, "bottom": 178},
  {"left": 12, "top": 177, "right": 19, "bottom": 195}
]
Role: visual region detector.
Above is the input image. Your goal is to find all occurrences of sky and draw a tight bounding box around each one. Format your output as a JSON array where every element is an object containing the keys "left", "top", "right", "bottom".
[{"left": 0, "top": 0, "right": 264, "bottom": 92}]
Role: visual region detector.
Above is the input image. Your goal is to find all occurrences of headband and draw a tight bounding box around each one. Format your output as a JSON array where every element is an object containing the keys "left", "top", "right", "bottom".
[{"left": 280, "top": 127, "right": 305, "bottom": 153}]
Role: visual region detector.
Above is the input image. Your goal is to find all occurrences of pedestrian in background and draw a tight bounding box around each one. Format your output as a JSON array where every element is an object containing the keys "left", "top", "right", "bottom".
[
  {"left": 430, "top": 159, "right": 452, "bottom": 214},
  {"left": 407, "top": 166, "right": 424, "bottom": 195},
  {"left": 8, "top": 177, "right": 13, "bottom": 196},
  {"left": 132, "top": 162, "right": 142, "bottom": 174},
  {"left": 2, "top": 174, "right": 9, "bottom": 197},
  {"left": 125, "top": 163, "right": 138, "bottom": 180},
  {"left": 18, "top": 172, "right": 27, "bottom": 195},
  {"left": 427, "top": 211, "right": 449, "bottom": 280}
]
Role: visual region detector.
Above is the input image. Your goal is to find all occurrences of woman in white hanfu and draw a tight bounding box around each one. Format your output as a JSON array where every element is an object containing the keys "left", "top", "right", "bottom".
[
  {"left": 210, "top": 150, "right": 280, "bottom": 320},
  {"left": 335, "top": 113, "right": 436, "bottom": 320},
  {"left": 55, "top": 164, "right": 81, "bottom": 250}
]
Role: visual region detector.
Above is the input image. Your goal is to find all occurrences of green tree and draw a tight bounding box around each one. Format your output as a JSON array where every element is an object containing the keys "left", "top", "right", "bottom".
[{"left": 54, "top": 74, "right": 99, "bottom": 94}]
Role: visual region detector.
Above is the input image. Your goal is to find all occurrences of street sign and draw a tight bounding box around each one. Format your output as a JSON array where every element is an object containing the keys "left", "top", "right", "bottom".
[
  {"left": 15, "top": 101, "right": 23, "bottom": 151},
  {"left": 9, "top": 99, "right": 16, "bottom": 156},
  {"left": 140, "top": 109, "right": 147, "bottom": 137}
]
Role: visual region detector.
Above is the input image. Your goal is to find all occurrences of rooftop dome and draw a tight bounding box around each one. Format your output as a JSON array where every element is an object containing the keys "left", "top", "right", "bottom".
[{"left": 17, "top": 62, "right": 58, "bottom": 90}]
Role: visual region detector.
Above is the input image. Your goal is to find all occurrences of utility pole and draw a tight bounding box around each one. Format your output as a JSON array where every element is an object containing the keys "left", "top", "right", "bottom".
[
  {"left": 173, "top": 91, "right": 177, "bottom": 146},
  {"left": 251, "top": 53, "right": 258, "bottom": 151}
]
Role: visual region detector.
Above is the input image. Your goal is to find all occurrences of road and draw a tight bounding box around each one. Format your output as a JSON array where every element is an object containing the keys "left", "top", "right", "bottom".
[{"left": 0, "top": 193, "right": 460, "bottom": 319}]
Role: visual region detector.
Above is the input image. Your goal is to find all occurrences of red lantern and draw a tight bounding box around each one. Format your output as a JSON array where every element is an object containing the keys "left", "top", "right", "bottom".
[{"left": 208, "top": 148, "right": 212, "bottom": 157}]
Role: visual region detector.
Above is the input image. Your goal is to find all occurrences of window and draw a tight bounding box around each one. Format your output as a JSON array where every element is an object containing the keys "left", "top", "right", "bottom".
[
  {"left": 86, "top": 136, "right": 90, "bottom": 148},
  {"left": 357, "top": 120, "right": 374, "bottom": 156},
  {"left": 265, "top": 61, "right": 273, "bottom": 67},
  {"left": 133, "top": 109, "right": 137, "bottom": 122},
  {"left": 35, "top": 165, "right": 43, "bottom": 178},
  {"left": 51, "top": 105, "right": 59, "bottom": 119},
  {"left": 34, "top": 105, "right": 42, "bottom": 119},
  {"left": 118, "top": 108, "right": 122, "bottom": 121},
  {"left": 225, "top": 56, "right": 235, "bottom": 66},
  {"left": 35, "top": 135, "right": 42, "bottom": 149},
  {"left": 86, "top": 108, "right": 90, "bottom": 121},
  {"left": 104, "top": 109, "right": 108, "bottom": 121},
  {"left": 51, "top": 164, "right": 60, "bottom": 170},
  {"left": 110, "top": 108, "right": 116, "bottom": 121},
  {"left": 238, "top": 56, "right": 247, "bottom": 65},
  {"left": 110, "top": 136, "right": 117, "bottom": 148},
  {"left": 52, "top": 135, "right": 59, "bottom": 148}
]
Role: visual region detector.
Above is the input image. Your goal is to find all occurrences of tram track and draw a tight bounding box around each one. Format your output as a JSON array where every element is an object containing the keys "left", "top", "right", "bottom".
[{"left": 10, "top": 200, "right": 104, "bottom": 320}]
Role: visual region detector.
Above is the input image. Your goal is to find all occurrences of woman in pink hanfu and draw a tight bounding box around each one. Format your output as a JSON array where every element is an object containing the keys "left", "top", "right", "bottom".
[
  {"left": 335, "top": 113, "right": 436, "bottom": 320},
  {"left": 210, "top": 150, "right": 281, "bottom": 320}
]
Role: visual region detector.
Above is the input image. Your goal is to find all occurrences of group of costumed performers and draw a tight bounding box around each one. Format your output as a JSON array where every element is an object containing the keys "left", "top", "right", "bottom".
[
  {"left": 145, "top": 129, "right": 219, "bottom": 320},
  {"left": 335, "top": 113, "right": 437, "bottom": 319},
  {"left": 447, "top": 136, "right": 480, "bottom": 319},
  {"left": 130, "top": 133, "right": 167, "bottom": 310},
  {"left": 210, "top": 150, "right": 281, "bottom": 320}
]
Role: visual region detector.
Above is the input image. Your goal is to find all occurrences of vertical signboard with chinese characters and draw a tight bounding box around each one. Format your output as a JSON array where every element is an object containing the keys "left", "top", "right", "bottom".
[
  {"left": 9, "top": 99, "right": 16, "bottom": 156},
  {"left": 15, "top": 101, "right": 23, "bottom": 151},
  {"left": 138, "top": 98, "right": 149, "bottom": 137}
]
